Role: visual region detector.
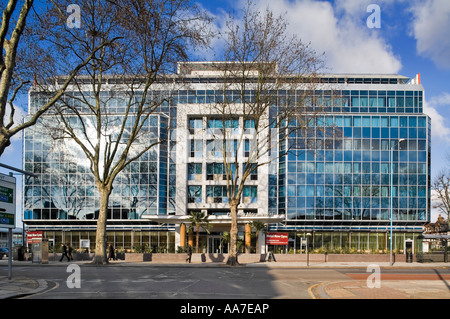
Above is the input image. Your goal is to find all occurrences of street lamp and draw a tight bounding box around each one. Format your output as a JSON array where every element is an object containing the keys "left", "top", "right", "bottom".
[
  {"left": 390, "top": 138, "right": 405, "bottom": 266},
  {"left": 306, "top": 232, "right": 311, "bottom": 267}
]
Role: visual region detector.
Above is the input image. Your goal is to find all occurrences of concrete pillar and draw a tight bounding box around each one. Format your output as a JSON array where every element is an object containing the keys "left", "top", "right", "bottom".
[
  {"left": 188, "top": 228, "right": 194, "bottom": 248},
  {"left": 245, "top": 224, "right": 251, "bottom": 253},
  {"left": 258, "top": 231, "right": 266, "bottom": 254},
  {"left": 180, "top": 223, "right": 186, "bottom": 248}
]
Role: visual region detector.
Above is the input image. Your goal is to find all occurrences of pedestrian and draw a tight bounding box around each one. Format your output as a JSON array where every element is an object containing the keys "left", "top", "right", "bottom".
[
  {"left": 108, "top": 243, "right": 116, "bottom": 261},
  {"left": 68, "top": 244, "right": 73, "bottom": 261},
  {"left": 60, "top": 243, "right": 70, "bottom": 262},
  {"left": 186, "top": 245, "right": 192, "bottom": 263}
]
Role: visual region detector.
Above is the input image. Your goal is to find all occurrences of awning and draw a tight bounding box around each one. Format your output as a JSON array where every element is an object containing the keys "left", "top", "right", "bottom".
[
  {"left": 141, "top": 214, "right": 285, "bottom": 225},
  {"left": 419, "top": 234, "right": 450, "bottom": 240}
]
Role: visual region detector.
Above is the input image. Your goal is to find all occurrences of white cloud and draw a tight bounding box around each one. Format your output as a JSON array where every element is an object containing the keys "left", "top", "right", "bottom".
[
  {"left": 3, "top": 103, "right": 26, "bottom": 143},
  {"left": 214, "top": 0, "right": 402, "bottom": 74},
  {"left": 0, "top": 104, "right": 26, "bottom": 160},
  {"left": 424, "top": 92, "right": 450, "bottom": 141},
  {"left": 410, "top": 0, "right": 450, "bottom": 69}
]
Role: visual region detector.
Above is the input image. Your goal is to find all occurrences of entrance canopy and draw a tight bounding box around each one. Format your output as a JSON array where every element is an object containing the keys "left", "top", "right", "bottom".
[
  {"left": 142, "top": 214, "right": 285, "bottom": 226},
  {"left": 419, "top": 234, "right": 450, "bottom": 240}
]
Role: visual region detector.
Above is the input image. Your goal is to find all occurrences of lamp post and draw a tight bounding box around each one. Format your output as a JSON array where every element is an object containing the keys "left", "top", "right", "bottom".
[
  {"left": 390, "top": 138, "right": 405, "bottom": 266},
  {"left": 306, "top": 232, "right": 311, "bottom": 267}
]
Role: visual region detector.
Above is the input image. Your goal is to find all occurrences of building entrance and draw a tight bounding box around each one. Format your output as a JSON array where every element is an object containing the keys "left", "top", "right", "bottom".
[{"left": 208, "top": 236, "right": 228, "bottom": 254}]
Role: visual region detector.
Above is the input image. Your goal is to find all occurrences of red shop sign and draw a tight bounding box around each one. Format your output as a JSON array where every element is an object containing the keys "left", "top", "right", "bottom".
[
  {"left": 265, "top": 232, "right": 289, "bottom": 245},
  {"left": 27, "top": 231, "right": 42, "bottom": 244}
]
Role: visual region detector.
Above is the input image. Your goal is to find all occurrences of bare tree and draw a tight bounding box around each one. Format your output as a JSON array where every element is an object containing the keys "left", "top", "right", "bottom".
[
  {"left": 209, "top": 2, "right": 327, "bottom": 265},
  {"left": 0, "top": 0, "right": 120, "bottom": 157},
  {"left": 432, "top": 170, "right": 450, "bottom": 224},
  {"left": 38, "top": 0, "right": 212, "bottom": 264}
]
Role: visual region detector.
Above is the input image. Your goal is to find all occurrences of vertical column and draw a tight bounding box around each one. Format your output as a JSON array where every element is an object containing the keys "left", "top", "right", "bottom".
[
  {"left": 188, "top": 228, "right": 194, "bottom": 248},
  {"left": 258, "top": 230, "right": 266, "bottom": 254},
  {"left": 245, "top": 224, "right": 251, "bottom": 254},
  {"left": 180, "top": 223, "right": 186, "bottom": 248}
]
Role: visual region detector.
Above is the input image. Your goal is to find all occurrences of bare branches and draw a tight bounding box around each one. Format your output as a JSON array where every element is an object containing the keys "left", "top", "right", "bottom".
[
  {"left": 200, "top": 1, "right": 329, "bottom": 265},
  {"left": 211, "top": 1, "right": 326, "bottom": 202},
  {"left": 0, "top": 0, "right": 34, "bottom": 152},
  {"left": 35, "top": 0, "right": 212, "bottom": 263},
  {"left": 0, "top": 0, "right": 128, "bottom": 156},
  {"left": 433, "top": 170, "right": 450, "bottom": 221}
]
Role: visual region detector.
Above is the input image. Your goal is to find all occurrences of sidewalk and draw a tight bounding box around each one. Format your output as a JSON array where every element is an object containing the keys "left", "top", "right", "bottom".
[
  {"left": 1, "top": 259, "right": 450, "bottom": 299},
  {"left": 310, "top": 279, "right": 450, "bottom": 299},
  {"left": 0, "top": 275, "right": 48, "bottom": 299}
]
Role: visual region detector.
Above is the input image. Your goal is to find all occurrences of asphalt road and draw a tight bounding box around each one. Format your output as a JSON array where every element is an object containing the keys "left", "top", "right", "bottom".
[
  {"left": 2, "top": 264, "right": 450, "bottom": 319},
  {"left": 10, "top": 266, "right": 327, "bottom": 299},
  {"left": 6, "top": 265, "right": 450, "bottom": 300}
]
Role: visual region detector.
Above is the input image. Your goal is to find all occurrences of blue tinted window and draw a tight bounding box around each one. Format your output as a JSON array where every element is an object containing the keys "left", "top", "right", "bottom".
[
  {"left": 390, "top": 117, "right": 398, "bottom": 127},
  {"left": 390, "top": 128, "right": 398, "bottom": 138}
]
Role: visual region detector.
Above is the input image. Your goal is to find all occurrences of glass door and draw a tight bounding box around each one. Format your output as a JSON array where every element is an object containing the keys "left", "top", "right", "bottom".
[{"left": 208, "top": 236, "right": 228, "bottom": 253}]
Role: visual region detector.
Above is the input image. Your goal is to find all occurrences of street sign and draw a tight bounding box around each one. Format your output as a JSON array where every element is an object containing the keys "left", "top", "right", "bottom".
[
  {"left": 27, "top": 231, "right": 43, "bottom": 244},
  {"left": 0, "top": 185, "right": 14, "bottom": 203},
  {"left": 0, "top": 173, "right": 15, "bottom": 229},
  {"left": 265, "top": 232, "right": 289, "bottom": 245},
  {"left": 0, "top": 211, "right": 14, "bottom": 227}
]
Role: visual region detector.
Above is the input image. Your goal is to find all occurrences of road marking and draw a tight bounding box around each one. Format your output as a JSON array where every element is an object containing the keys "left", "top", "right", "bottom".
[
  {"left": 346, "top": 273, "right": 450, "bottom": 280},
  {"left": 20, "top": 281, "right": 59, "bottom": 299},
  {"left": 308, "top": 281, "right": 329, "bottom": 299}
]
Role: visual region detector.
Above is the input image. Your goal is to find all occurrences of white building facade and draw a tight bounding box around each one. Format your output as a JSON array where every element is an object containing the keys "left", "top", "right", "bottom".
[{"left": 23, "top": 62, "right": 430, "bottom": 255}]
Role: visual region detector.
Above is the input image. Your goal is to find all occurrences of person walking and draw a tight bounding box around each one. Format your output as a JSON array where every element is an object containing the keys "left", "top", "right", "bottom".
[
  {"left": 67, "top": 244, "right": 73, "bottom": 261},
  {"left": 60, "top": 243, "right": 70, "bottom": 262},
  {"left": 186, "top": 245, "right": 192, "bottom": 263},
  {"left": 108, "top": 243, "right": 116, "bottom": 261}
]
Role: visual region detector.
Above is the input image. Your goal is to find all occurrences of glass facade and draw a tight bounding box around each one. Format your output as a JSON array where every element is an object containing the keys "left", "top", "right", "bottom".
[
  {"left": 23, "top": 113, "right": 170, "bottom": 220},
  {"left": 282, "top": 114, "right": 429, "bottom": 222},
  {"left": 40, "top": 230, "right": 175, "bottom": 253},
  {"left": 23, "top": 65, "right": 430, "bottom": 253}
]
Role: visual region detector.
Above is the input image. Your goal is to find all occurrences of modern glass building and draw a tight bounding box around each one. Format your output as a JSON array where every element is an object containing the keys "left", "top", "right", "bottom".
[{"left": 23, "top": 63, "right": 429, "bottom": 254}]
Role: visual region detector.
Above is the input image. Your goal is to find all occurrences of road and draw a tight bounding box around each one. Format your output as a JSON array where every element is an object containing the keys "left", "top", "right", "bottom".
[
  {"left": 4, "top": 264, "right": 450, "bottom": 300},
  {"left": 7, "top": 265, "right": 328, "bottom": 299},
  {"left": 2, "top": 263, "right": 450, "bottom": 318}
]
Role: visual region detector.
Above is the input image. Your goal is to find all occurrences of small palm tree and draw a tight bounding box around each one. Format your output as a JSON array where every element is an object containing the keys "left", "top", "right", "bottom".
[{"left": 187, "top": 211, "right": 210, "bottom": 253}]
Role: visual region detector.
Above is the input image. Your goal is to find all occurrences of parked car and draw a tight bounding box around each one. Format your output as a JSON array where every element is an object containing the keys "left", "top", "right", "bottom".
[{"left": 0, "top": 248, "right": 8, "bottom": 259}]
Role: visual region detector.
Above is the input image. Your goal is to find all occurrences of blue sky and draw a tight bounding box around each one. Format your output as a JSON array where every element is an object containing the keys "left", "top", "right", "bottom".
[
  {"left": 1, "top": 0, "right": 450, "bottom": 225},
  {"left": 196, "top": 1, "right": 450, "bottom": 172},
  {"left": 189, "top": 0, "right": 450, "bottom": 221}
]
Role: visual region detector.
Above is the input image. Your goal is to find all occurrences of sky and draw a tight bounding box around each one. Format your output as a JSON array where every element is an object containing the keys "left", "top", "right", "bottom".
[{"left": 1, "top": 0, "right": 450, "bottom": 227}]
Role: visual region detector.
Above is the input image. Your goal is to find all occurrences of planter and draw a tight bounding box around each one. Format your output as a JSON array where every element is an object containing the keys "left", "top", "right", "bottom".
[
  {"left": 71, "top": 253, "right": 94, "bottom": 261},
  {"left": 116, "top": 252, "right": 125, "bottom": 260},
  {"left": 148, "top": 253, "right": 187, "bottom": 263},
  {"left": 124, "top": 253, "right": 144, "bottom": 262},
  {"left": 269, "top": 253, "right": 414, "bottom": 263},
  {"left": 102, "top": 252, "right": 417, "bottom": 263}
]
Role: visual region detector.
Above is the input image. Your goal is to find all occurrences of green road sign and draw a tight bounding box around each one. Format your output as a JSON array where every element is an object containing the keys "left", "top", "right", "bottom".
[
  {"left": 0, "top": 185, "right": 13, "bottom": 203},
  {"left": 0, "top": 173, "right": 16, "bottom": 229},
  {"left": 0, "top": 212, "right": 14, "bottom": 227}
]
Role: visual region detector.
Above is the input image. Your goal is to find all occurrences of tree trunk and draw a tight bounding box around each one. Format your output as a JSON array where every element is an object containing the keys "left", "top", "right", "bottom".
[
  {"left": 255, "top": 230, "right": 259, "bottom": 254},
  {"left": 0, "top": 133, "right": 11, "bottom": 158},
  {"left": 92, "top": 187, "right": 111, "bottom": 265},
  {"left": 227, "top": 200, "right": 239, "bottom": 266},
  {"left": 196, "top": 224, "right": 200, "bottom": 253}
]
